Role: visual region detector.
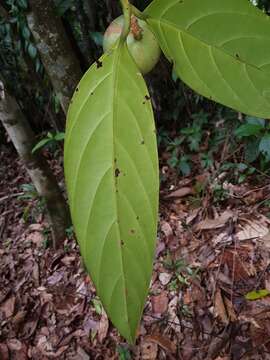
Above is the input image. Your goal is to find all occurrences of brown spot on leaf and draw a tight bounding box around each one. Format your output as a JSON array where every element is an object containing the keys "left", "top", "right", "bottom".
[
  {"left": 145, "top": 95, "right": 151, "bottom": 101},
  {"left": 96, "top": 59, "right": 103, "bottom": 69},
  {"left": 115, "top": 168, "right": 120, "bottom": 177}
]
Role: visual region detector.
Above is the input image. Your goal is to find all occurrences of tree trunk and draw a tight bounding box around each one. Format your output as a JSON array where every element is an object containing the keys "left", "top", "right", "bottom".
[
  {"left": 0, "top": 81, "right": 70, "bottom": 249},
  {"left": 27, "top": 0, "right": 82, "bottom": 115}
]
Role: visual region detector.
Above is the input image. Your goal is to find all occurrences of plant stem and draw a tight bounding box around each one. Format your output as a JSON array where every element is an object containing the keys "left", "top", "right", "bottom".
[{"left": 120, "top": 0, "right": 131, "bottom": 40}]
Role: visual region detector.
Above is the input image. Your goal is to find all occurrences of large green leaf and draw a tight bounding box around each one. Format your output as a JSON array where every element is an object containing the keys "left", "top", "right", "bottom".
[
  {"left": 64, "top": 42, "right": 159, "bottom": 342},
  {"left": 144, "top": 0, "right": 270, "bottom": 118}
]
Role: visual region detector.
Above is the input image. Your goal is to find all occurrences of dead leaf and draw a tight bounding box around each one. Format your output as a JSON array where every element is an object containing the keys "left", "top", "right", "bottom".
[
  {"left": 7, "top": 339, "right": 22, "bottom": 352},
  {"left": 0, "top": 343, "right": 9, "bottom": 360},
  {"left": 214, "top": 289, "right": 228, "bottom": 324},
  {"left": 145, "top": 334, "right": 177, "bottom": 354},
  {"left": 0, "top": 295, "right": 15, "bottom": 318},
  {"left": 7, "top": 339, "right": 27, "bottom": 360},
  {"left": 186, "top": 208, "right": 200, "bottom": 225},
  {"left": 83, "top": 316, "right": 99, "bottom": 335},
  {"left": 161, "top": 221, "right": 173, "bottom": 242},
  {"left": 47, "top": 271, "right": 64, "bottom": 286},
  {"left": 223, "top": 296, "right": 237, "bottom": 322},
  {"left": 151, "top": 292, "right": 168, "bottom": 315},
  {"left": 35, "top": 335, "right": 69, "bottom": 357},
  {"left": 44, "top": 346, "right": 69, "bottom": 358},
  {"left": 32, "top": 262, "right": 39, "bottom": 287},
  {"left": 27, "top": 231, "right": 44, "bottom": 246},
  {"left": 159, "top": 273, "right": 172, "bottom": 286},
  {"left": 237, "top": 219, "right": 269, "bottom": 241},
  {"left": 166, "top": 187, "right": 194, "bottom": 198},
  {"left": 167, "top": 296, "right": 180, "bottom": 332},
  {"left": 12, "top": 310, "right": 27, "bottom": 331},
  {"left": 195, "top": 210, "right": 233, "bottom": 231},
  {"left": 222, "top": 249, "right": 250, "bottom": 280},
  {"left": 77, "top": 346, "right": 90, "bottom": 360},
  {"left": 28, "top": 223, "right": 43, "bottom": 232},
  {"left": 98, "top": 309, "right": 109, "bottom": 343},
  {"left": 141, "top": 340, "right": 158, "bottom": 360},
  {"left": 262, "top": 232, "right": 270, "bottom": 249},
  {"left": 61, "top": 255, "right": 76, "bottom": 266}
]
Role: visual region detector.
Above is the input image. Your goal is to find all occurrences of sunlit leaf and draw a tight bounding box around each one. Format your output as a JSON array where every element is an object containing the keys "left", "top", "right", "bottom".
[
  {"left": 145, "top": 0, "right": 270, "bottom": 118},
  {"left": 64, "top": 41, "right": 159, "bottom": 342}
]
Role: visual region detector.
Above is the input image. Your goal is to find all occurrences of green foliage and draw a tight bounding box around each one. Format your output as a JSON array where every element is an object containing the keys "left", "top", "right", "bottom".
[
  {"left": 32, "top": 131, "right": 65, "bottom": 153},
  {"left": 117, "top": 345, "right": 132, "bottom": 360},
  {"left": 55, "top": 0, "right": 75, "bottom": 16},
  {"left": 163, "top": 254, "right": 200, "bottom": 290},
  {"left": 145, "top": 0, "right": 270, "bottom": 118},
  {"left": 245, "top": 289, "right": 270, "bottom": 300},
  {"left": 235, "top": 116, "right": 270, "bottom": 163},
  {"left": 64, "top": 40, "right": 159, "bottom": 342},
  {"left": 6, "top": 0, "right": 40, "bottom": 66}
]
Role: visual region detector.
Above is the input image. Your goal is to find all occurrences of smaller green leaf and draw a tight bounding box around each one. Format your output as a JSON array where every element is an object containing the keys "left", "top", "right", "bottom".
[
  {"left": 235, "top": 124, "right": 264, "bottom": 138},
  {"left": 32, "top": 138, "right": 51, "bottom": 153},
  {"left": 21, "top": 25, "right": 30, "bottom": 40},
  {"left": 54, "top": 132, "right": 65, "bottom": 141},
  {"left": 35, "top": 58, "right": 41, "bottom": 73},
  {"left": 28, "top": 43, "right": 37, "bottom": 59},
  {"left": 259, "top": 134, "right": 270, "bottom": 160},
  {"left": 246, "top": 116, "right": 265, "bottom": 127},
  {"left": 92, "top": 298, "right": 103, "bottom": 315},
  {"left": 179, "top": 156, "right": 191, "bottom": 176},
  {"left": 117, "top": 346, "right": 132, "bottom": 360},
  {"left": 17, "top": 0, "right": 28, "bottom": 10},
  {"left": 55, "top": 0, "right": 74, "bottom": 16},
  {"left": 245, "top": 289, "right": 270, "bottom": 301},
  {"left": 90, "top": 32, "right": 103, "bottom": 47},
  {"left": 245, "top": 140, "right": 260, "bottom": 163}
]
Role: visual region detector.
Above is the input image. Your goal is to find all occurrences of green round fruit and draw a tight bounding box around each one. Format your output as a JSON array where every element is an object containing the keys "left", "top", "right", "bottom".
[{"left": 103, "top": 15, "right": 161, "bottom": 75}]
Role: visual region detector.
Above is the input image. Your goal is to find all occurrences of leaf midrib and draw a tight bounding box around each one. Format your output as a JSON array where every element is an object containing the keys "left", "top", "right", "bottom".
[{"left": 111, "top": 43, "right": 132, "bottom": 340}]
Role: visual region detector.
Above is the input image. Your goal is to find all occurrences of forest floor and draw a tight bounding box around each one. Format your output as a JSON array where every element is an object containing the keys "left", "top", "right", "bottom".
[{"left": 1, "top": 143, "right": 270, "bottom": 360}]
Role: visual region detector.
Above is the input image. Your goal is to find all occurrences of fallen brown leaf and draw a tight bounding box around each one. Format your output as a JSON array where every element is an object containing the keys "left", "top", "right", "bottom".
[
  {"left": 161, "top": 221, "right": 173, "bottom": 242},
  {"left": 6, "top": 338, "right": 22, "bottom": 352},
  {"left": 151, "top": 292, "right": 168, "bottom": 315},
  {"left": 0, "top": 343, "right": 9, "bottom": 360},
  {"left": 141, "top": 340, "right": 158, "bottom": 360},
  {"left": 166, "top": 187, "right": 194, "bottom": 198},
  {"left": 159, "top": 272, "right": 172, "bottom": 286},
  {"left": 214, "top": 289, "right": 228, "bottom": 324},
  {"left": 195, "top": 210, "right": 233, "bottom": 231},
  {"left": 77, "top": 346, "right": 90, "bottom": 360},
  {"left": 0, "top": 295, "right": 15, "bottom": 318},
  {"left": 237, "top": 219, "right": 269, "bottom": 241},
  {"left": 145, "top": 334, "right": 177, "bottom": 354},
  {"left": 98, "top": 309, "right": 109, "bottom": 343}
]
